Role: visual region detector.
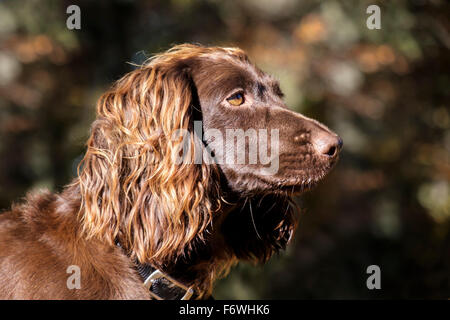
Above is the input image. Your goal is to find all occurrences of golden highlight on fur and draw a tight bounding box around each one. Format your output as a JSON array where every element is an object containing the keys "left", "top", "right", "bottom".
[
  {"left": 0, "top": 44, "right": 341, "bottom": 299},
  {"left": 78, "top": 45, "right": 234, "bottom": 266}
]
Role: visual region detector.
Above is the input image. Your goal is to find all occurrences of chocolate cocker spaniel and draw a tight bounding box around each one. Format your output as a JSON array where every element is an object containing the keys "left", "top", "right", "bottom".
[{"left": 0, "top": 44, "right": 342, "bottom": 299}]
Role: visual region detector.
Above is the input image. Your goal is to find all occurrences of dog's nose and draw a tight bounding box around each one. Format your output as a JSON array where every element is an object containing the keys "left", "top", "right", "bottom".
[{"left": 312, "top": 132, "right": 343, "bottom": 158}]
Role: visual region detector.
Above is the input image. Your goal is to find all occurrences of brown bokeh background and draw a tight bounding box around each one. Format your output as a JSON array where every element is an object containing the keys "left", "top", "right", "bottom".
[{"left": 0, "top": 0, "right": 448, "bottom": 298}]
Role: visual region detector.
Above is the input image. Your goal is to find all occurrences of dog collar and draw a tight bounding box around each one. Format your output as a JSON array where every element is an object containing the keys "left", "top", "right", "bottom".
[
  {"left": 116, "top": 241, "right": 195, "bottom": 300},
  {"left": 135, "top": 263, "right": 195, "bottom": 300}
]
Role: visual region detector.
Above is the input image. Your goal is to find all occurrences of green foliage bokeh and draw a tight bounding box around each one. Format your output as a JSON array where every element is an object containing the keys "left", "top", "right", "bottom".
[{"left": 0, "top": 0, "right": 448, "bottom": 299}]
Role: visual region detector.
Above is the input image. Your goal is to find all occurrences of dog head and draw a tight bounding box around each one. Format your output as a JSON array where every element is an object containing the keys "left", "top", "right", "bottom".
[
  {"left": 77, "top": 44, "right": 342, "bottom": 269},
  {"left": 185, "top": 47, "right": 342, "bottom": 196}
]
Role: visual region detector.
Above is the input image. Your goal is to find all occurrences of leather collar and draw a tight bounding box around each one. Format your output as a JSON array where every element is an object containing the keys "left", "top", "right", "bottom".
[
  {"left": 135, "top": 263, "right": 195, "bottom": 300},
  {"left": 116, "top": 241, "right": 195, "bottom": 300}
]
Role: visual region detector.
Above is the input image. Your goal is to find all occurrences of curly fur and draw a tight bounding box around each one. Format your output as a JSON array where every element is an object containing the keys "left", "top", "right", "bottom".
[{"left": 0, "top": 44, "right": 340, "bottom": 299}]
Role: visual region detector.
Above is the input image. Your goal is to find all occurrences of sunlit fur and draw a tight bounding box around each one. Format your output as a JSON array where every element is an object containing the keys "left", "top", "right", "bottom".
[
  {"left": 0, "top": 44, "right": 339, "bottom": 299},
  {"left": 75, "top": 45, "right": 298, "bottom": 296},
  {"left": 78, "top": 45, "right": 224, "bottom": 266}
]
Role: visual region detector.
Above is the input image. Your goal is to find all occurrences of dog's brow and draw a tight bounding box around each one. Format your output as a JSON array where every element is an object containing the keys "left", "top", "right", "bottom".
[
  {"left": 257, "top": 82, "right": 267, "bottom": 99},
  {"left": 270, "top": 81, "right": 284, "bottom": 98}
]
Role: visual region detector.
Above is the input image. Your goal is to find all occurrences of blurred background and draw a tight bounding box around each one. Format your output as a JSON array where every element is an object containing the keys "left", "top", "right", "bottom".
[{"left": 0, "top": 0, "right": 448, "bottom": 299}]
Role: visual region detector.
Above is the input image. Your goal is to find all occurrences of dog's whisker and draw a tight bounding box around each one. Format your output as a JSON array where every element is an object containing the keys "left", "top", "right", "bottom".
[{"left": 249, "top": 199, "right": 262, "bottom": 241}]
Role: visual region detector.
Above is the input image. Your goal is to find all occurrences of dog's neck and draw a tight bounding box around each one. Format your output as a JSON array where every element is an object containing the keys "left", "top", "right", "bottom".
[
  {"left": 139, "top": 198, "right": 239, "bottom": 298},
  {"left": 63, "top": 182, "right": 240, "bottom": 298},
  {"left": 132, "top": 193, "right": 295, "bottom": 298},
  {"left": 62, "top": 182, "right": 293, "bottom": 299}
]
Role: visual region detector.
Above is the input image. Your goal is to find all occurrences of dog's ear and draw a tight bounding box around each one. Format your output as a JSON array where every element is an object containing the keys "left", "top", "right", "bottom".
[{"left": 78, "top": 58, "right": 218, "bottom": 265}]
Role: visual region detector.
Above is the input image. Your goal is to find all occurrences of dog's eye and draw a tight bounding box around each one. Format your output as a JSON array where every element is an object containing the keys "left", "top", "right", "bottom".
[{"left": 226, "top": 92, "right": 245, "bottom": 106}]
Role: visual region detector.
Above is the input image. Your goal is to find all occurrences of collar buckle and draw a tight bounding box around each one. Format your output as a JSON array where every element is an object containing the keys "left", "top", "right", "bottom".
[{"left": 143, "top": 269, "right": 194, "bottom": 300}]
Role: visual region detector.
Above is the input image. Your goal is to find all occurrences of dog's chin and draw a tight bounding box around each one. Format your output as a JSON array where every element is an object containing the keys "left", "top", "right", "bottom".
[
  {"left": 221, "top": 160, "right": 337, "bottom": 197},
  {"left": 267, "top": 177, "right": 320, "bottom": 196},
  {"left": 224, "top": 172, "right": 325, "bottom": 197},
  {"left": 276, "top": 181, "right": 317, "bottom": 195},
  {"left": 255, "top": 167, "right": 334, "bottom": 196}
]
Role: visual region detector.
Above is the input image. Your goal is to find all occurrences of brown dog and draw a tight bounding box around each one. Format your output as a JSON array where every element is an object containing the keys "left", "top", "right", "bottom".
[{"left": 0, "top": 44, "right": 342, "bottom": 299}]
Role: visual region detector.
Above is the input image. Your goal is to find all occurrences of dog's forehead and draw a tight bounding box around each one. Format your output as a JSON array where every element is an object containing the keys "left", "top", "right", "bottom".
[
  {"left": 198, "top": 48, "right": 247, "bottom": 62},
  {"left": 194, "top": 52, "right": 282, "bottom": 95}
]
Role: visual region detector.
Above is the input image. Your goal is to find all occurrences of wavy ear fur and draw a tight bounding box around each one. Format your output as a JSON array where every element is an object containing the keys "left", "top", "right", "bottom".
[{"left": 77, "top": 48, "right": 219, "bottom": 266}]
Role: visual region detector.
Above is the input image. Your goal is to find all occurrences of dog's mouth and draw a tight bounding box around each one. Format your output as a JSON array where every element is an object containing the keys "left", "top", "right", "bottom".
[
  {"left": 262, "top": 161, "right": 337, "bottom": 196},
  {"left": 278, "top": 180, "right": 317, "bottom": 194},
  {"left": 272, "top": 177, "right": 321, "bottom": 195},
  {"left": 248, "top": 172, "right": 324, "bottom": 196},
  {"left": 220, "top": 153, "right": 339, "bottom": 196}
]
